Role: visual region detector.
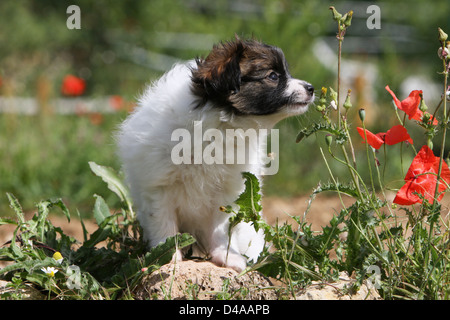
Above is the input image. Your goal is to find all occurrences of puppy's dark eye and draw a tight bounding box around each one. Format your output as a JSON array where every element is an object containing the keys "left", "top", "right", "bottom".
[{"left": 267, "top": 72, "right": 279, "bottom": 81}]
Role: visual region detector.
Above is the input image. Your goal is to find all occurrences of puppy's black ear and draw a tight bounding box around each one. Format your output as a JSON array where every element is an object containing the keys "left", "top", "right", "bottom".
[{"left": 191, "top": 39, "right": 244, "bottom": 103}]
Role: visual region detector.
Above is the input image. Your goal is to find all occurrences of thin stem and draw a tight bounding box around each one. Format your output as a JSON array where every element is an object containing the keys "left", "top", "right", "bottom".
[
  {"left": 361, "top": 120, "right": 376, "bottom": 193},
  {"left": 337, "top": 37, "right": 342, "bottom": 129},
  {"left": 432, "top": 97, "right": 444, "bottom": 122},
  {"left": 382, "top": 144, "right": 387, "bottom": 181},
  {"left": 432, "top": 62, "right": 448, "bottom": 211},
  {"left": 320, "top": 147, "right": 348, "bottom": 210},
  {"left": 329, "top": 144, "right": 366, "bottom": 199},
  {"left": 343, "top": 119, "right": 358, "bottom": 170}
]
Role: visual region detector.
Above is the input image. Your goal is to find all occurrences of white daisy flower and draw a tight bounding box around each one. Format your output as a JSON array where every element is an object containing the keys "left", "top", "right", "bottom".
[{"left": 41, "top": 267, "right": 58, "bottom": 278}]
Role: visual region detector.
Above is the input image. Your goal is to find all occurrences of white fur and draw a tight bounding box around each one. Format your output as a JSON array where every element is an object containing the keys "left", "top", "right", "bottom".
[{"left": 117, "top": 62, "right": 307, "bottom": 271}]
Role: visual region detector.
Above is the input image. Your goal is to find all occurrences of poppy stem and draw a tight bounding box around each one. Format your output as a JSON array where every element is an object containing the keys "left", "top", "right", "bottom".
[
  {"left": 337, "top": 34, "right": 343, "bottom": 129},
  {"left": 382, "top": 143, "right": 387, "bottom": 180},
  {"left": 431, "top": 97, "right": 443, "bottom": 122},
  {"left": 361, "top": 121, "right": 376, "bottom": 193},
  {"left": 432, "top": 57, "right": 449, "bottom": 210}
]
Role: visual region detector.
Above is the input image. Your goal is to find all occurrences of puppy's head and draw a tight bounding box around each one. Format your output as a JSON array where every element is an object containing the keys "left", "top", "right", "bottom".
[{"left": 191, "top": 38, "right": 314, "bottom": 117}]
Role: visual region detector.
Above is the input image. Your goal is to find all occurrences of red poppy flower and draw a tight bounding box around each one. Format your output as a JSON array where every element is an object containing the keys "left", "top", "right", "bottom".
[
  {"left": 384, "top": 125, "right": 414, "bottom": 145},
  {"left": 357, "top": 125, "right": 413, "bottom": 150},
  {"left": 62, "top": 75, "right": 86, "bottom": 96},
  {"left": 385, "top": 85, "right": 438, "bottom": 125},
  {"left": 357, "top": 127, "right": 384, "bottom": 149},
  {"left": 393, "top": 145, "right": 450, "bottom": 205}
]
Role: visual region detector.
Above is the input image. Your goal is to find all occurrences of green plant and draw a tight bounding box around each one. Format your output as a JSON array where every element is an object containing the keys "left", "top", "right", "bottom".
[
  {"left": 0, "top": 162, "right": 195, "bottom": 300},
  {"left": 226, "top": 8, "right": 450, "bottom": 300}
]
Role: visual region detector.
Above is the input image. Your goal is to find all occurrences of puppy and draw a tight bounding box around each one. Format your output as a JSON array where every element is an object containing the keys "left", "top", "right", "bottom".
[{"left": 117, "top": 38, "right": 314, "bottom": 272}]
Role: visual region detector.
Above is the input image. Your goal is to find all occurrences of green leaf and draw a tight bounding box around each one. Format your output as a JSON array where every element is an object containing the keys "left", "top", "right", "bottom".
[
  {"left": 24, "top": 272, "right": 47, "bottom": 288},
  {"left": 0, "top": 217, "right": 18, "bottom": 226},
  {"left": 50, "top": 198, "right": 71, "bottom": 223},
  {"left": 93, "top": 194, "right": 110, "bottom": 226},
  {"left": 112, "top": 233, "right": 196, "bottom": 288},
  {"left": 235, "top": 172, "right": 262, "bottom": 215},
  {"left": 76, "top": 209, "right": 89, "bottom": 243},
  {"left": 89, "top": 162, "right": 132, "bottom": 206},
  {"left": 0, "top": 247, "right": 16, "bottom": 261},
  {"left": 0, "top": 257, "right": 55, "bottom": 276},
  {"left": 34, "top": 199, "right": 70, "bottom": 242},
  {"left": 82, "top": 216, "right": 116, "bottom": 248},
  {"left": 226, "top": 172, "right": 265, "bottom": 235},
  {"left": 6, "top": 193, "right": 25, "bottom": 224},
  {"left": 35, "top": 198, "right": 70, "bottom": 231},
  {"left": 143, "top": 233, "right": 196, "bottom": 268},
  {"left": 313, "top": 181, "right": 359, "bottom": 198},
  {"left": 225, "top": 172, "right": 261, "bottom": 235}
]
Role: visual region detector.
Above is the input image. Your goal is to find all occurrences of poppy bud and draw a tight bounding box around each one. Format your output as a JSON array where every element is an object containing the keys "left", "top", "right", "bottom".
[
  {"left": 325, "top": 134, "right": 333, "bottom": 147},
  {"left": 296, "top": 131, "right": 305, "bottom": 143},
  {"left": 316, "top": 105, "right": 326, "bottom": 112},
  {"left": 343, "top": 89, "right": 352, "bottom": 109},
  {"left": 329, "top": 87, "right": 338, "bottom": 103},
  {"left": 329, "top": 6, "right": 342, "bottom": 21},
  {"left": 359, "top": 108, "right": 366, "bottom": 122},
  {"left": 438, "top": 27, "right": 448, "bottom": 42},
  {"left": 419, "top": 96, "right": 428, "bottom": 112},
  {"left": 318, "top": 87, "right": 327, "bottom": 105},
  {"left": 342, "top": 10, "right": 353, "bottom": 27}
]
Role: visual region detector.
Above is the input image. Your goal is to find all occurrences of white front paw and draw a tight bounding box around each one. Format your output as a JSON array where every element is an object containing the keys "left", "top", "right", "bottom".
[{"left": 211, "top": 249, "right": 246, "bottom": 272}]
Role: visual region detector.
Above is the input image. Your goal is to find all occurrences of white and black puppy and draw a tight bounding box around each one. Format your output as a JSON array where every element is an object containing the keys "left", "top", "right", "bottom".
[{"left": 117, "top": 38, "right": 314, "bottom": 272}]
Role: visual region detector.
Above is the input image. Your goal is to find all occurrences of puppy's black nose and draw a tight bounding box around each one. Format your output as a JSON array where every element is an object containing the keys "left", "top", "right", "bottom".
[{"left": 304, "top": 84, "right": 314, "bottom": 95}]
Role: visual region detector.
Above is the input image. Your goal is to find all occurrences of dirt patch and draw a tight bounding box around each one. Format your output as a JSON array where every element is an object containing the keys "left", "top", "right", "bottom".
[
  {"left": 132, "top": 260, "right": 381, "bottom": 300},
  {"left": 133, "top": 260, "right": 277, "bottom": 300},
  {"left": 262, "top": 193, "right": 355, "bottom": 229},
  {"left": 294, "top": 272, "right": 381, "bottom": 300}
]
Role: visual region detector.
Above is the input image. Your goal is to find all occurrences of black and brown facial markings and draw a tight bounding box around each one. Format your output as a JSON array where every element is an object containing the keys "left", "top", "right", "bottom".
[{"left": 191, "top": 37, "right": 314, "bottom": 116}]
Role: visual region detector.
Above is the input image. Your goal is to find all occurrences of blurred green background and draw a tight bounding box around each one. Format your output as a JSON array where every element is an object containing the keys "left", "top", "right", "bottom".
[{"left": 0, "top": 0, "right": 449, "bottom": 215}]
